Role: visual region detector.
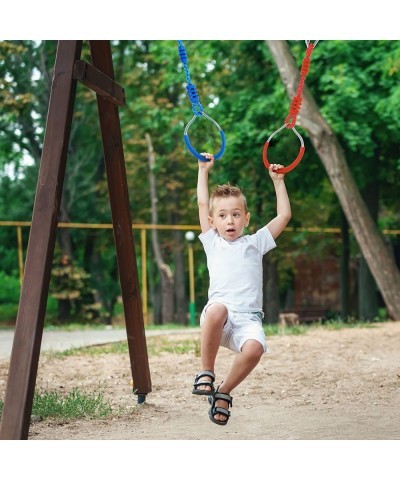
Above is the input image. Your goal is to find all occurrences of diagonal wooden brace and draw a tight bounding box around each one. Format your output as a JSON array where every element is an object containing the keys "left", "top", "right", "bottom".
[{"left": 73, "top": 59, "right": 126, "bottom": 106}]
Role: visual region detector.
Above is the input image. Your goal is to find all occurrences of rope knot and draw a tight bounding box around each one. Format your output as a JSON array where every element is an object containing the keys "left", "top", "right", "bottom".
[
  {"left": 186, "top": 83, "right": 203, "bottom": 116},
  {"left": 285, "top": 95, "right": 302, "bottom": 128},
  {"left": 300, "top": 56, "right": 311, "bottom": 76},
  {"left": 178, "top": 43, "right": 188, "bottom": 64}
]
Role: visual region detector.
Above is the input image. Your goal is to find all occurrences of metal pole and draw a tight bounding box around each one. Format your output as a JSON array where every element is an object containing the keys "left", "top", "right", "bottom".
[
  {"left": 141, "top": 228, "right": 148, "bottom": 325},
  {"left": 16, "top": 226, "right": 24, "bottom": 287},
  {"left": 185, "top": 231, "right": 196, "bottom": 326},
  {"left": 188, "top": 242, "right": 196, "bottom": 325}
]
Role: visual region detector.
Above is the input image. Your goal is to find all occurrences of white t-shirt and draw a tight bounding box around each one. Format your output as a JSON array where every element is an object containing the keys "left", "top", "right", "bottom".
[{"left": 199, "top": 226, "right": 276, "bottom": 312}]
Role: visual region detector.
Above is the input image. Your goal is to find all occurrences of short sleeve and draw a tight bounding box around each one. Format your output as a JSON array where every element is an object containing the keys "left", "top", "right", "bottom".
[
  {"left": 198, "top": 228, "right": 217, "bottom": 256},
  {"left": 249, "top": 226, "right": 276, "bottom": 255}
]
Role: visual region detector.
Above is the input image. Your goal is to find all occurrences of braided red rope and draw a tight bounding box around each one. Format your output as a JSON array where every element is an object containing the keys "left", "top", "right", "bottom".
[
  {"left": 285, "top": 43, "right": 315, "bottom": 128},
  {"left": 263, "top": 41, "right": 318, "bottom": 174}
]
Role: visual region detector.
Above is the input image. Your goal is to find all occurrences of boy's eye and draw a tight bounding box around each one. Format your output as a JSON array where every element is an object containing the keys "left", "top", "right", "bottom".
[{"left": 233, "top": 212, "right": 240, "bottom": 217}]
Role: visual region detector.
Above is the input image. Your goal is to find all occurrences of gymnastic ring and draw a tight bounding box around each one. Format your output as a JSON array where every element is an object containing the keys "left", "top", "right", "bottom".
[
  {"left": 262, "top": 124, "right": 305, "bottom": 174},
  {"left": 183, "top": 111, "right": 226, "bottom": 162}
]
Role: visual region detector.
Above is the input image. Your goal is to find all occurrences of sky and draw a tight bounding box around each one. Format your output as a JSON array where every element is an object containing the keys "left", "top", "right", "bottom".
[{"left": 3, "top": 0, "right": 398, "bottom": 40}]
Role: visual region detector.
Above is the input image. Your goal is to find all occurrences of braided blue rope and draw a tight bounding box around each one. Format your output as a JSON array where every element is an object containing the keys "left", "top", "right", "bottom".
[
  {"left": 177, "top": 40, "right": 203, "bottom": 116},
  {"left": 177, "top": 40, "right": 226, "bottom": 161}
]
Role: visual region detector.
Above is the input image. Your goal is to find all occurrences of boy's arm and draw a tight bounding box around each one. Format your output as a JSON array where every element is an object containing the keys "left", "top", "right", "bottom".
[
  {"left": 266, "top": 164, "right": 291, "bottom": 239},
  {"left": 197, "top": 153, "right": 214, "bottom": 233}
]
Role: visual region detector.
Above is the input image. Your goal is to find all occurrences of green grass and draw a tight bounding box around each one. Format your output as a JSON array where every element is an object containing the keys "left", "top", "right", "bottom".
[
  {"left": 263, "top": 323, "right": 309, "bottom": 336},
  {"left": 0, "top": 387, "right": 112, "bottom": 420},
  {"left": 262, "top": 317, "right": 384, "bottom": 336},
  {"left": 53, "top": 335, "right": 201, "bottom": 358}
]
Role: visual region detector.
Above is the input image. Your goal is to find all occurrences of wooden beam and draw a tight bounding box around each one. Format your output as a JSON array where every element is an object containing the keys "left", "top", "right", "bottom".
[
  {"left": 89, "top": 40, "right": 152, "bottom": 398},
  {"left": 73, "top": 60, "right": 126, "bottom": 106},
  {"left": 0, "top": 41, "right": 83, "bottom": 440}
]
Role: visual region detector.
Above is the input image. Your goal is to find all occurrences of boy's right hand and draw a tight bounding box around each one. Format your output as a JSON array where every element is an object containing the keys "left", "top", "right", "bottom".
[{"left": 199, "top": 152, "right": 214, "bottom": 170}]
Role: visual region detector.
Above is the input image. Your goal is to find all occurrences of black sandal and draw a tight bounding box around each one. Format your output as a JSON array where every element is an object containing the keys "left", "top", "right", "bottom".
[
  {"left": 192, "top": 370, "right": 215, "bottom": 395},
  {"left": 208, "top": 387, "right": 232, "bottom": 426}
]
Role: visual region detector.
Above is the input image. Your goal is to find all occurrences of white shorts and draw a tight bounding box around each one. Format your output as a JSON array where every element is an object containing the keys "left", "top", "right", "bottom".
[{"left": 200, "top": 304, "right": 268, "bottom": 354}]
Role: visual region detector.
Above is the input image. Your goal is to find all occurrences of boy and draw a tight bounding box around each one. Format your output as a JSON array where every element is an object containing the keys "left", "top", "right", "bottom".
[{"left": 193, "top": 152, "right": 291, "bottom": 426}]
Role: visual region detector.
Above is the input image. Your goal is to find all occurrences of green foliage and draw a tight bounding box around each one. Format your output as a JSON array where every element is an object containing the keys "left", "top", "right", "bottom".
[
  {"left": 0, "top": 272, "right": 20, "bottom": 324},
  {"left": 0, "top": 303, "right": 18, "bottom": 325},
  {"left": 0, "top": 40, "right": 399, "bottom": 323},
  {"left": 0, "top": 272, "right": 20, "bottom": 303}
]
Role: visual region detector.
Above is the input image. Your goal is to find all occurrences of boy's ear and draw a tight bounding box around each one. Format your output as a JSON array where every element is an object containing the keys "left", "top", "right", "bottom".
[
  {"left": 208, "top": 216, "right": 217, "bottom": 230},
  {"left": 245, "top": 212, "right": 251, "bottom": 227}
]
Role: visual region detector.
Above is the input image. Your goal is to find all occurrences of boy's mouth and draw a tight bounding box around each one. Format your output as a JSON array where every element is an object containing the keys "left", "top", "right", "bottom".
[{"left": 226, "top": 228, "right": 235, "bottom": 233}]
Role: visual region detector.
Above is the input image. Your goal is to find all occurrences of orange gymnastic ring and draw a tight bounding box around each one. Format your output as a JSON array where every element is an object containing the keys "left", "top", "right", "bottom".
[{"left": 262, "top": 124, "right": 305, "bottom": 174}]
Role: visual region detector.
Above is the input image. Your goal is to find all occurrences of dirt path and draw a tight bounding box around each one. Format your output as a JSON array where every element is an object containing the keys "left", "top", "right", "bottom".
[{"left": 1, "top": 321, "right": 399, "bottom": 440}]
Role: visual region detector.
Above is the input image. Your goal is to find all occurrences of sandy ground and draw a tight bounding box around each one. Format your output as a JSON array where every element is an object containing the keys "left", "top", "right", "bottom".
[{"left": 1, "top": 321, "right": 400, "bottom": 441}]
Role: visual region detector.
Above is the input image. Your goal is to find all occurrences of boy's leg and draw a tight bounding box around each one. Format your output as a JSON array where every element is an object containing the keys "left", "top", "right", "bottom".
[
  {"left": 212, "top": 339, "right": 264, "bottom": 421},
  {"left": 196, "top": 303, "right": 228, "bottom": 393}
]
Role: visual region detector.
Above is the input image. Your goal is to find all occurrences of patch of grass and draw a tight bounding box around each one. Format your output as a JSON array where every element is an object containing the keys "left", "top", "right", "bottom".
[
  {"left": 52, "top": 341, "right": 128, "bottom": 358},
  {"left": 263, "top": 323, "right": 309, "bottom": 336},
  {"left": 0, "top": 387, "right": 112, "bottom": 420},
  {"left": 263, "top": 317, "right": 387, "bottom": 336},
  {"left": 44, "top": 323, "right": 120, "bottom": 332},
  {"left": 145, "top": 323, "right": 198, "bottom": 331},
  {"left": 50, "top": 334, "right": 200, "bottom": 359},
  {"left": 314, "top": 317, "right": 381, "bottom": 331},
  {"left": 146, "top": 337, "right": 200, "bottom": 356},
  {"left": 31, "top": 387, "right": 112, "bottom": 419}
]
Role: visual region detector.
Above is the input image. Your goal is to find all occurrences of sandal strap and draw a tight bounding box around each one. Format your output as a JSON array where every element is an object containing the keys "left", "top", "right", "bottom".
[
  {"left": 194, "top": 370, "right": 215, "bottom": 382},
  {"left": 193, "top": 380, "right": 213, "bottom": 388},
  {"left": 212, "top": 406, "right": 231, "bottom": 418},
  {"left": 214, "top": 391, "right": 233, "bottom": 407}
]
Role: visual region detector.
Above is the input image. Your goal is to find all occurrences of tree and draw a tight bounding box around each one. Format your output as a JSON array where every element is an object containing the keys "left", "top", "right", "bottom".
[
  {"left": 266, "top": 40, "right": 400, "bottom": 320},
  {"left": 146, "top": 132, "right": 174, "bottom": 324}
]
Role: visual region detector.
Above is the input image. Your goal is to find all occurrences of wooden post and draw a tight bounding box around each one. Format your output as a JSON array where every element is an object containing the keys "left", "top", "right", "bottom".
[
  {"left": 0, "top": 41, "right": 83, "bottom": 439},
  {"left": 89, "top": 41, "right": 151, "bottom": 399}
]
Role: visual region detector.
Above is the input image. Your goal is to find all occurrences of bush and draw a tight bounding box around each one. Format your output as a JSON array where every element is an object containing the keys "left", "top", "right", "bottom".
[{"left": 0, "top": 272, "right": 20, "bottom": 303}]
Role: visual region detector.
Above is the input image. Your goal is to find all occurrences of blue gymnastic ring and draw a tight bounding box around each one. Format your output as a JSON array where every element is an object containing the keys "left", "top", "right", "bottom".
[{"left": 183, "top": 112, "right": 226, "bottom": 162}]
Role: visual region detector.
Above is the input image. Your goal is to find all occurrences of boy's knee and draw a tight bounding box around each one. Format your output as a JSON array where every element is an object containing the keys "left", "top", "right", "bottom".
[
  {"left": 205, "top": 303, "right": 228, "bottom": 324},
  {"left": 241, "top": 340, "right": 264, "bottom": 361}
]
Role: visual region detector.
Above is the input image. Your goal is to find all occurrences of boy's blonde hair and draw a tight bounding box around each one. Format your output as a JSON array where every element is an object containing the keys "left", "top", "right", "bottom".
[{"left": 209, "top": 183, "right": 248, "bottom": 215}]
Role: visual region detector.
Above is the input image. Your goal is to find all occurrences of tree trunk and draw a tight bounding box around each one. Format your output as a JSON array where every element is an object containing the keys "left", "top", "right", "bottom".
[
  {"left": 146, "top": 132, "right": 174, "bottom": 325},
  {"left": 266, "top": 40, "right": 400, "bottom": 320},
  {"left": 170, "top": 178, "right": 188, "bottom": 324},
  {"left": 340, "top": 209, "right": 350, "bottom": 319},
  {"left": 358, "top": 180, "right": 379, "bottom": 319},
  {"left": 263, "top": 255, "right": 280, "bottom": 324}
]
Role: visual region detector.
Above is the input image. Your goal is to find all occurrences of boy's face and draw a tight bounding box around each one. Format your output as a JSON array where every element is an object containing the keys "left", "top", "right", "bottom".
[{"left": 209, "top": 196, "right": 250, "bottom": 241}]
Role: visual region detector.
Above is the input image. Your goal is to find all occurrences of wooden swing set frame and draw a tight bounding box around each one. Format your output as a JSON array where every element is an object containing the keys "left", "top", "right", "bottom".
[{"left": 0, "top": 40, "right": 152, "bottom": 440}]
